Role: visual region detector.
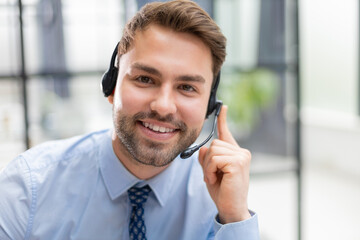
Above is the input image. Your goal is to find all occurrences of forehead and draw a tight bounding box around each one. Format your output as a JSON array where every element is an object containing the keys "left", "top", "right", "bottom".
[{"left": 122, "top": 24, "right": 213, "bottom": 83}]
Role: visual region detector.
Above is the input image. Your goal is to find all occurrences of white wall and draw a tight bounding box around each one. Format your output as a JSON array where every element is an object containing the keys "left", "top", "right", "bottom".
[
  {"left": 300, "top": 0, "right": 360, "bottom": 176},
  {"left": 300, "top": 0, "right": 358, "bottom": 115}
]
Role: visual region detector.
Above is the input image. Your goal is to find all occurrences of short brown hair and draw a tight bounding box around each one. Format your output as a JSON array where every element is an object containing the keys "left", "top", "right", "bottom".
[{"left": 118, "top": 0, "right": 226, "bottom": 77}]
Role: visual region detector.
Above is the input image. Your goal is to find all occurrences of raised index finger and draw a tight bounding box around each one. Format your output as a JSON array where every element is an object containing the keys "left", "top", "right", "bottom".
[{"left": 217, "top": 105, "right": 238, "bottom": 145}]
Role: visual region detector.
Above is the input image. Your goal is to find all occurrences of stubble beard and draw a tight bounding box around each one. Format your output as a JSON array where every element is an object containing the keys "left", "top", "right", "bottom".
[{"left": 113, "top": 110, "right": 199, "bottom": 167}]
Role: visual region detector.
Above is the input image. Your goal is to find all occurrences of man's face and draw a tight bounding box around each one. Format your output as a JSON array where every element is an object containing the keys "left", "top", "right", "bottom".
[{"left": 108, "top": 24, "right": 213, "bottom": 167}]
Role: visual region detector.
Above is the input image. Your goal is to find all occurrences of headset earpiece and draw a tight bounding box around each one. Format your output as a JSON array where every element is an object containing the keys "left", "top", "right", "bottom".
[
  {"left": 102, "top": 43, "right": 119, "bottom": 97},
  {"left": 206, "top": 72, "right": 221, "bottom": 118}
]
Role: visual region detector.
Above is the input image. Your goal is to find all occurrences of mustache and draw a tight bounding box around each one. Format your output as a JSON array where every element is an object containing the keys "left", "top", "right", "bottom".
[{"left": 133, "top": 111, "right": 187, "bottom": 131}]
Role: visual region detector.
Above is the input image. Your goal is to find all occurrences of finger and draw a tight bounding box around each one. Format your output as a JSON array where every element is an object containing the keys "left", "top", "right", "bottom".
[
  {"left": 204, "top": 145, "right": 252, "bottom": 170},
  {"left": 199, "top": 146, "right": 212, "bottom": 183},
  {"left": 204, "top": 155, "right": 232, "bottom": 185},
  {"left": 217, "top": 105, "right": 237, "bottom": 145},
  {"left": 204, "top": 145, "right": 237, "bottom": 161},
  {"left": 198, "top": 146, "right": 208, "bottom": 167},
  {"left": 210, "top": 139, "right": 240, "bottom": 152}
]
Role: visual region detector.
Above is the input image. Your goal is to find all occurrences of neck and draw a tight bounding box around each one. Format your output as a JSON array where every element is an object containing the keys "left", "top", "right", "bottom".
[{"left": 111, "top": 131, "right": 168, "bottom": 180}]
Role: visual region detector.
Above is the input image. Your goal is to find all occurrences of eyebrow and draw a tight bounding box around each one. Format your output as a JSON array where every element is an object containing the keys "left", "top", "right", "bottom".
[
  {"left": 175, "top": 74, "right": 206, "bottom": 83},
  {"left": 131, "top": 63, "right": 162, "bottom": 77},
  {"left": 131, "top": 62, "right": 206, "bottom": 84}
]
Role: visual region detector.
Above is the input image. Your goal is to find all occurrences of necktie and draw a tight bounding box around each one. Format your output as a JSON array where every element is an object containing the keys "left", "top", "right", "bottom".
[{"left": 128, "top": 185, "right": 151, "bottom": 240}]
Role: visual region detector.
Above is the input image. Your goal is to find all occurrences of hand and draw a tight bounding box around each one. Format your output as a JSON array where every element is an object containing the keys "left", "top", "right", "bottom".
[{"left": 198, "top": 105, "right": 252, "bottom": 224}]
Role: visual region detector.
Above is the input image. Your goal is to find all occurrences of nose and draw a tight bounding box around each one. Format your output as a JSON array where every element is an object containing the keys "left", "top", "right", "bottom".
[{"left": 150, "top": 86, "right": 177, "bottom": 116}]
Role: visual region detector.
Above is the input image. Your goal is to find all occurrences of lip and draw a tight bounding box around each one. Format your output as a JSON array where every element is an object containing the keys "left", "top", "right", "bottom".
[
  {"left": 140, "top": 119, "right": 179, "bottom": 130},
  {"left": 137, "top": 121, "right": 179, "bottom": 141}
]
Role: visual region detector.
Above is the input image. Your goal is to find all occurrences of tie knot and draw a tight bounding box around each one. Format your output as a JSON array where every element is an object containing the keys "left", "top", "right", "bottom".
[{"left": 128, "top": 185, "right": 151, "bottom": 207}]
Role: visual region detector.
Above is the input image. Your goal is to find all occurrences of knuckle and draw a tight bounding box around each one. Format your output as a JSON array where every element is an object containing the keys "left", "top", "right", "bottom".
[
  {"left": 212, "top": 155, "right": 222, "bottom": 163},
  {"left": 206, "top": 154, "right": 218, "bottom": 166},
  {"left": 234, "top": 158, "right": 246, "bottom": 168},
  {"left": 243, "top": 148, "right": 252, "bottom": 160},
  {"left": 210, "top": 139, "right": 221, "bottom": 147}
]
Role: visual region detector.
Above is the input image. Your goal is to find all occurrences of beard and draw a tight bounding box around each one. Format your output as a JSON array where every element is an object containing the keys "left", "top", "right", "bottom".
[{"left": 113, "top": 110, "right": 199, "bottom": 167}]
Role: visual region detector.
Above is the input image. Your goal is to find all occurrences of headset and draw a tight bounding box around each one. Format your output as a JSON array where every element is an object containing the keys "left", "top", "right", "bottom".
[{"left": 102, "top": 43, "right": 223, "bottom": 159}]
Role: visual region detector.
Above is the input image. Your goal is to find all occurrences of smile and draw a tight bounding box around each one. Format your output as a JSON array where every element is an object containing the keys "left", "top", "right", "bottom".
[{"left": 141, "top": 122, "right": 176, "bottom": 133}]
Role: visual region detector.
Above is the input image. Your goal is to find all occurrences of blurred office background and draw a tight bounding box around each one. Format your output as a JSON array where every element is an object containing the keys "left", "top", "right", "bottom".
[{"left": 0, "top": 0, "right": 359, "bottom": 239}]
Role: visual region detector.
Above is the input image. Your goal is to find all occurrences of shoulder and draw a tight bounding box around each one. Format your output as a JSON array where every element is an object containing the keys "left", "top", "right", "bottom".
[
  {"left": 0, "top": 129, "right": 112, "bottom": 238},
  {"left": 21, "top": 129, "right": 111, "bottom": 171},
  {"left": 2, "top": 129, "right": 112, "bottom": 200},
  {"left": 0, "top": 154, "right": 30, "bottom": 239},
  {"left": 1, "top": 128, "right": 112, "bottom": 194}
]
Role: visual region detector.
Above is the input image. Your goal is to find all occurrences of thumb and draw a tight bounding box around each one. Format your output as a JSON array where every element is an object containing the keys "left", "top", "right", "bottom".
[{"left": 217, "top": 105, "right": 237, "bottom": 145}]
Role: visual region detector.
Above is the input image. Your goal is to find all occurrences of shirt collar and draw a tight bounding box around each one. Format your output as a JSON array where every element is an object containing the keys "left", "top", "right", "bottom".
[
  {"left": 99, "top": 130, "right": 138, "bottom": 200},
  {"left": 99, "top": 130, "right": 180, "bottom": 207},
  {"left": 145, "top": 157, "right": 179, "bottom": 206}
]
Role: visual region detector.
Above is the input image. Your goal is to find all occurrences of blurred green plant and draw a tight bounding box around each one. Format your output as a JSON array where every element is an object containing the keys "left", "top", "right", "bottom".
[{"left": 218, "top": 68, "right": 279, "bottom": 137}]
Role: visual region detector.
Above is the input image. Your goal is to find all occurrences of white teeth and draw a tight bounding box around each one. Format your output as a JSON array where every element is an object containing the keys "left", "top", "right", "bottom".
[{"left": 142, "top": 122, "right": 175, "bottom": 133}]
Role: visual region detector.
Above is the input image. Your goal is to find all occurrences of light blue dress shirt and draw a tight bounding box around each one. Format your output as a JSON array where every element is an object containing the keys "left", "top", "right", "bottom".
[{"left": 0, "top": 129, "right": 259, "bottom": 240}]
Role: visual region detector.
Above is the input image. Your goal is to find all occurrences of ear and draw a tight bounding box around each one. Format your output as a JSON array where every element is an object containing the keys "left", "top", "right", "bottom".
[
  {"left": 107, "top": 88, "right": 116, "bottom": 104},
  {"left": 107, "top": 94, "right": 114, "bottom": 104}
]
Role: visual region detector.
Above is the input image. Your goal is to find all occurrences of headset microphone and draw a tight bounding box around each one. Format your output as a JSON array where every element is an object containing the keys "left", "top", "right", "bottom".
[{"left": 180, "top": 101, "right": 223, "bottom": 159}]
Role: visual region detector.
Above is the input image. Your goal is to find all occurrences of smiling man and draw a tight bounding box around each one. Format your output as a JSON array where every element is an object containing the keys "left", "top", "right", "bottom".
[
  {"left": 111, "top": 23, "right": 214, "bottom": 175},
  {"left": 0, "top": 1, "right": 260, "bottom": 239}
]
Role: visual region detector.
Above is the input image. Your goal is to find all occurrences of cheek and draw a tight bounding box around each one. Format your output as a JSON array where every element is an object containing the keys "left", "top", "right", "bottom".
[
  {"left": 117, "top": 85, "right": 148, "bottom": 115},
  {"left": 177, "top": 98, "right": 208, "bottom": 129}
]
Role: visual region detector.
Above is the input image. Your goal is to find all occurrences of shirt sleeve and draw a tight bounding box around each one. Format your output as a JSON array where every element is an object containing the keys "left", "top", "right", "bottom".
[
  {"left": 0, "top": 156, "right": 34, "bottom": 240},
  {"left": 212, "top": 210, "right": 260, "bottom": 240}
]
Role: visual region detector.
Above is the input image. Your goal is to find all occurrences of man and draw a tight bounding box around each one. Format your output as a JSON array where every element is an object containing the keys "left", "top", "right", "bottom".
[{"left": 0, "top": 1, "right": 260, "bottom": 239}]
